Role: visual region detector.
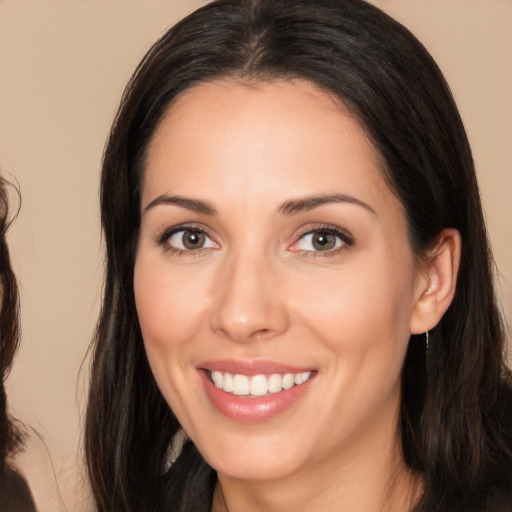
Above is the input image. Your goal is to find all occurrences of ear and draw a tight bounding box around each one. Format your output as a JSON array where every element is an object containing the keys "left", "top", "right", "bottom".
[{"left": 410, "top": 228, "right": 461, "bottom": 334}]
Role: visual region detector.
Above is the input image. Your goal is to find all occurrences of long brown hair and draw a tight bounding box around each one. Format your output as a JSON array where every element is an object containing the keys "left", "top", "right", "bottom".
[
  {"left": 86, "top": 1, "right": 512, "bottom": 510},
  {"left": 0, "top": 177, "right": 22, "bottom": 471}
]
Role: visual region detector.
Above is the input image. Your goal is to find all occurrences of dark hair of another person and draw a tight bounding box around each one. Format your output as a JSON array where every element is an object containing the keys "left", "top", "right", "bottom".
[
  {"left": 0, "top": 180, "right": 38, "bottom": 512},
  {"left": 0, "top": 177, "right": 22, "bottom": 471},
  {"left": 85, "top": 0, "right": 512, "bottom": 510}
]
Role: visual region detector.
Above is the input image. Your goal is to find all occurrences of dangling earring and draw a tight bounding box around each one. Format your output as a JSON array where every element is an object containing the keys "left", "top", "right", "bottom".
[{"left": 425, "top": 330, "right": 429, "bottom": 355}]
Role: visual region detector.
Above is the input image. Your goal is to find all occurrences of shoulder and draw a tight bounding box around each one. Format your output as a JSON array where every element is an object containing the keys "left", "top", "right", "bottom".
[
  {"left": 7, "top": 427, "right": 66, "bottom": 512},
  {"left": 483, "top": 378, "right": 512, "bottom": 511},
  {"left": 0, "top": 466, "right": 37, "bottom": 512}
]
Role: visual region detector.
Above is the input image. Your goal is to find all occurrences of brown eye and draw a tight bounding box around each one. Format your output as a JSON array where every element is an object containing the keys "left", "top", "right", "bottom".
[
  {"left": 182, "top": 230, "right": 205, "bottom": 249},
  {"left": 311, "top": 232, "right": 337, "bottom": 251},
  {"left": 294, "top": 228, "right": 349, "bottom": 253},
  {"left": 167, "top": 229, "right": 216, "bottom": 251}
]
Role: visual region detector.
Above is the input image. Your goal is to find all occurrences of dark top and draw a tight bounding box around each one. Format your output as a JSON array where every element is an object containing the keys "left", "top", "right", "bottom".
[
  {"left": 0, "top": 466, "right": 37, "bottom": 511},
  {"left": 161, "top": 441, "right": 215, "bottom": 512}
]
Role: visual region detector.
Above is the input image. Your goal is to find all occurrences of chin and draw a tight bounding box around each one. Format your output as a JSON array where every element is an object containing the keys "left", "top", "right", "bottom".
[{"left": 197, "top": 429, "right": 308, "bottom": 482}]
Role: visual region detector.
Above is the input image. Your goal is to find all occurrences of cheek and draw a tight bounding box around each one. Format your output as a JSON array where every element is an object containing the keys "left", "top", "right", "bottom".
[
  {"left": 291, "top": 256, "right": 416, "bottom": 370},
  {"left": 133, "top": 255, "right": 207, "bottom": 363},
  {"left": 133, "top": 255, "right": 212, "bottom": 427}
]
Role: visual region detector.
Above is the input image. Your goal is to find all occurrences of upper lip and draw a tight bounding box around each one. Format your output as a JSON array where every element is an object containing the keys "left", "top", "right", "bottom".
[{"left": 198, "top": 359, "right": 315, "bottom": 376}]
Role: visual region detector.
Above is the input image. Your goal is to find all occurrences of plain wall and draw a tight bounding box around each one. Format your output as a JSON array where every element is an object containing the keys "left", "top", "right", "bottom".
[{"left": 0, "top": 1, "right": 510, "bottom": 508}]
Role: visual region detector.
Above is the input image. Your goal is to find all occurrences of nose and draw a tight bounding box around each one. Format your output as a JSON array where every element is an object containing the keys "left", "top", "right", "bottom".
[{"left": 210, "top": 250, "right": 290, "bottom": 343}]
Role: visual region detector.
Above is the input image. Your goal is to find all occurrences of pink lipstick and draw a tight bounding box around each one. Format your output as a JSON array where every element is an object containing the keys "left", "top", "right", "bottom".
[{"left": 198, "top": 360, "right": 316, "bottom": 423}]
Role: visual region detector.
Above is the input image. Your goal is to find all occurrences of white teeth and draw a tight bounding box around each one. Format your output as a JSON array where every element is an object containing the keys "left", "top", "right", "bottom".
[
  {"left": 223, "top": 372, "right": 234, "bottom": 392},
  {"left": 210, "top": 370, "right": 313, "bottom": 396},
  {"left": 232, "top": 374, "right": 249, "bottom": 395},
  {"left": 282, "top": 373, "right": 295, "bottom": 389},
  {"left": 295, "top": 371, "right": 311, "bottom": 385},
  {"left": 249, "top": 374, "right": 268, "bottom": 396},
  {"left": 268, "top": 373, "right": 283, "bottom": 393},
  {"left": 212, "top": 371, "right": 223, "bottom": 388}
]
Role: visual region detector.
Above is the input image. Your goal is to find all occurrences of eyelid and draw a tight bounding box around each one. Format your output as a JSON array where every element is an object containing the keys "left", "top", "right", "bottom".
[
  {"left": 153, "top": 222, "right": 353, "bottom": 256},
  {"left": 288, "top": 224, "right": 354, "bottom": 254},
  {"left": 155, "top": 223, "right": 219, "bottom": 250}
]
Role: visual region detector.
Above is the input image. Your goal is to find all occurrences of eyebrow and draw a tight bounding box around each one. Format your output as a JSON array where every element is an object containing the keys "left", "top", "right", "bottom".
[
  {"left": 278, "top": 193, "right": 377, "bottom": 216},
  {"left": 143, "top": 192, "right": 376, "bottom": 217},
  {"left": 143, "top": 194, "right": 217, "bottom": 215}
]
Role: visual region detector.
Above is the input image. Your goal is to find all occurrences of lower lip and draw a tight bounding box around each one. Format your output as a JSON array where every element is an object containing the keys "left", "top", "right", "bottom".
[{"left": 200, "top": 370, "right": 314, "bottom": 423}]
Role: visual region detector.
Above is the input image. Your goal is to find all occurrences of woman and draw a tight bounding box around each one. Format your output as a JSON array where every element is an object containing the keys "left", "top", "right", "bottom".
[
  {"left": 0, "top": 177, "right": 65, "bottom": 511},
  {"left": 85, "top": 0, "right": 512, "bottom": 510},
  {"left": 0, "top": 177, "right": 37, "bottom": 510}
]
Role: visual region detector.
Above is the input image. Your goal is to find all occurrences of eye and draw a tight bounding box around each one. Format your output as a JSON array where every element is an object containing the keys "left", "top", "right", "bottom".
[
  {"left": 166, "top": 228, "right": 217, "bottom": 251},
  {"left": 292, "top": 227, "right": 353, "bottom": 254}
]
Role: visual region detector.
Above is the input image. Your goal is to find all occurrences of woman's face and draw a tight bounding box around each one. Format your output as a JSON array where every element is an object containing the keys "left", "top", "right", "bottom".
[{"left": 134, "top": 80, "right": 425, "bottom": 482}]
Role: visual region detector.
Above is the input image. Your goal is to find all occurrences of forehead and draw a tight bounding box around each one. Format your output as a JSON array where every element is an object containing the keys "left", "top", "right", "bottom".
[
  {"left": 148, "top": 79, "right": 370, "bottom": 159},
  {"left": 142, "top": 79, "right": 396, "bottom": 218}
]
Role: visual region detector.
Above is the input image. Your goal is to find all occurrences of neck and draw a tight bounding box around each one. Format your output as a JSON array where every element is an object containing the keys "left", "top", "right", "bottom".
[
  {"left": 213, "top": 450, "right": 420, "bottom": 512},
  {"left": 211, "top": 398, "right": 422, "bottom": 512}
]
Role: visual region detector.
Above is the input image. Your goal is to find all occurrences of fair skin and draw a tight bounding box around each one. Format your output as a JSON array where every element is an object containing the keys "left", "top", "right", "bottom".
[{"left": 134, "top": 79, "right": 460, "bottom": 512}]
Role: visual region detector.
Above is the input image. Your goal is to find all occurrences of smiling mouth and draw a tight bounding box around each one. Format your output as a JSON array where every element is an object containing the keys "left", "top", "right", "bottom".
[{"left": 208, "top": 370, "right": 314, "bottom": 396}]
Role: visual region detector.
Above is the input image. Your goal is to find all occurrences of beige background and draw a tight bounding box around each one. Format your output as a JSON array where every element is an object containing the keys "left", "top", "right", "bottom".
[{"left": 0, "top": 1, "right": 510, "bottom": 509}]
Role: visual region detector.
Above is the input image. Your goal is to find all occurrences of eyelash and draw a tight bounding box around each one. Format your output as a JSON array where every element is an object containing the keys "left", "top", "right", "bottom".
[
  {"left": 155, "top": 224, "right": 216, "bottom": 257},
  {"left": 290, "top": 225, "right": 354, "bottom": 257},
  {"left": 155, "top": 224, "right": 354, "bottom": 257}
]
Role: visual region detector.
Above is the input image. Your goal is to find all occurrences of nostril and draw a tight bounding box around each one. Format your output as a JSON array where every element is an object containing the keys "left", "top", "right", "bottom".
[{"left": 251, "top": 328, "right": 274, "bottom": 340}]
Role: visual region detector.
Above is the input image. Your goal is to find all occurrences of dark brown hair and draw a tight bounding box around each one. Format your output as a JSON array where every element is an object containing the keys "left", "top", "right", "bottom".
[
  {"left": 86, "top": 1, "right": 512, "bottom": 510},
  {"left": 0, "top": 177, "right": 22, "bottom": 471}
]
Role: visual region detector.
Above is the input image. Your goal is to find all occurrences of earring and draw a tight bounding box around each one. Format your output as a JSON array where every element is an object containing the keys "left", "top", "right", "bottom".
[{"left": 425, "top": 330, "right": 429, "bottom": 355}]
